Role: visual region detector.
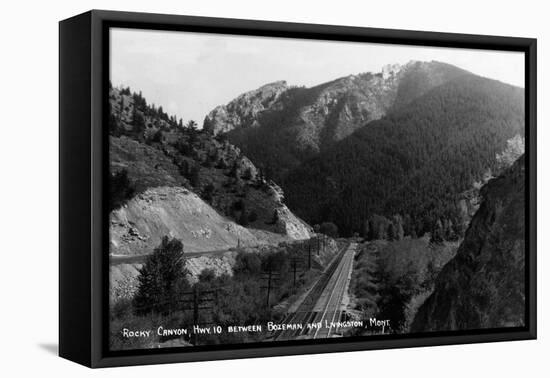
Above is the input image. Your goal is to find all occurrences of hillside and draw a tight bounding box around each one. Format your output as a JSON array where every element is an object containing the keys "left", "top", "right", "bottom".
[
  {"left": 283, "top": 74, "right": 524, "bottom": 236},
  {"left": 108, "top": 85, "right": 312, "bottom": 251},
  {"left": 411, "top": 155, "right": 526, "bottom": 331},
  {"left": 205, "top": 61, "right": 470, "bottom": 180},
  {"left": 110, "top": 186, "right": 260, "bottom": 256}
]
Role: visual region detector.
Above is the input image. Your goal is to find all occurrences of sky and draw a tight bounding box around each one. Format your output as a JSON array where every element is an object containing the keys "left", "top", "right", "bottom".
[{"left": 110, "top": 28, "right": 525, "bottom": 125}]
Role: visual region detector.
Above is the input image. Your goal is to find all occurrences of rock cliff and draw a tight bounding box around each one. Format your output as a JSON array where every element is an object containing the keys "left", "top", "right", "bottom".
[
  {"left": 411, "top": 155, "right": 526, "bottom": 331},
  {"left": 203, "top": 81, "right": 288, "bottom": 135}
]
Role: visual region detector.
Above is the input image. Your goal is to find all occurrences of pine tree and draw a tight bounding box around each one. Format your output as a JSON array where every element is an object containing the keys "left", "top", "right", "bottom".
[
  {"left": 387, "top": 222, "right": 396, "bottom": 241},
  {"left": 109, "top": 169, "right": 135, "bottom": 211},
  {"left": 392, "top": 215, "right": 405, "bottom": 240},
  {"left": 238, "top": 210, "right": 249, "bottom": 226},
  {"left": 108, "top": 112, "right": 121, "bottom": 137},
  {"left": 132, "top": 108, "right": 146, "bottom": 136},
  {"left": 362, "top": 220, "right": 370, "bottom": 239},
  {"left": 430, "top": 219, "right": 445, "bottom": 244},
  {"left": 133, "top": 237, "right": 190, "bottom": 315},
  {"left": 186, "top": 120, "right": 198, "bottom": 131},
  {"left": 189, "top": 165, "right": 200, "bottom": 188},
  {"left": 202, "top": 183, "right": 215, "bottom": 202}
]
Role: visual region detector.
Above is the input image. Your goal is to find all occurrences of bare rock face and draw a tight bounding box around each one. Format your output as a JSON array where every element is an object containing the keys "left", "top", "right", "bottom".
[
  {"left": 110, "top": 263, "right": 142, "bottom": 301},
  {"left": 204, "top": 61, "right": 469, "bottom": 155},
  {"left": 457, "top": 134, "right": 525, "bottom": 229},
  {"left": 184, "top": 253, "right": 237, "bottom": 284},
  {"left": 110, "top": 186, "right": 260, "bottom": 256},
  {"left": 274, "top": 206, "right": 313, "bottom": 240},
  {"left": 496, "top": 134, "right": 525, "bottom": 171},
  {"left": 203, "top": 81, "right": 288, "bottom": 135},
  {"left": 411, "top": 155, "right": 525, "bottom": 331}
]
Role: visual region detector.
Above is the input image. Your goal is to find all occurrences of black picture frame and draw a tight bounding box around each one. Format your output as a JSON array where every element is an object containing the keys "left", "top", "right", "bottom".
[{"left": 59, "top": 9, "right": 537, "bottom": 368}]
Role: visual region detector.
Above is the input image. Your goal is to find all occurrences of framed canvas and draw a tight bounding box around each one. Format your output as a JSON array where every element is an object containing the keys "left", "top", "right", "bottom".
[{"left": 59, "top": 10, "right": 537, "bottom": 368}]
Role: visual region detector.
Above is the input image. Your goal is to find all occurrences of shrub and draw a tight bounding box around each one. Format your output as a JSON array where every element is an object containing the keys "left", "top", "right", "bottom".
[
  {"left": 189, "top": 165, "right": 201, "bottom": 188},
  {"left": 202, "top": 183, "right": 215, "bottom": 202},
  {"left": 233, "top": 251, "right": 262, "bottom": 276},
  {"left": 238, "top": 211, "right": 249, "bottom": 226},
  {"left": 248, "top": 211, "right": 258, "bottom": 223},
  {"left": 319, "top": 222, "right": 339, "bottom": 238}
]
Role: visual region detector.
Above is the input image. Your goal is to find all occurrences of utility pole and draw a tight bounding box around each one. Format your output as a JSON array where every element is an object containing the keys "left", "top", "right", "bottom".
[
  {"left": 289, "top": 255, "right": 304, "bottom": 289},
  {"left": 192, "top": 285, "right": 199, "bottom": 345},
  {"left": 193, "top": 285, "right": 199, "bottom": 325},
  {"left": 261, "top": 265, "right": 280, "bottom": 308},
  {"left": 308, "top": 241, "right": 312, "bottom": 270},
  {"left": 173, "top": 286, "right": 216, "bottom": 346},
  {"left": 292, "top": 258, "right": 297, "bottom": 288},
  {"left": 266, "top": 269, "right": 272, "bottom": 307}
]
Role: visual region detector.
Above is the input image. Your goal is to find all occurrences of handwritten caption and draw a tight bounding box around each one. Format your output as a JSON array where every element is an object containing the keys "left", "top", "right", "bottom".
[{"left": 122, "top": 318, "right": 390, "bottom": 338}]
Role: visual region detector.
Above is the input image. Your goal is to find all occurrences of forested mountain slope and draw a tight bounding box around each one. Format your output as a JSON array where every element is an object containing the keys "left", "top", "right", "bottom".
[
  {"left": 283, "top": 74, "right": 524, "bottom": 236},
  {"left": 206, "top": 61, "right": 469, "bottom": 180}
]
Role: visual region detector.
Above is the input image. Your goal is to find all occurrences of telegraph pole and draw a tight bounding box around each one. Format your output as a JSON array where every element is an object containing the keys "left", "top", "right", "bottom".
[
  {"left": 308, "top": 241, "right": 312, "bottom": 270},
  {"left": 192, "top": 286, "right": 199, "bottom": 345},
  {"left": 292, "top": 258, "right": 297, "bottom": 287},
  {"left": 261, "top": 264, "right": 280, "bottom": 308},
  {"left": 266, "top": 268, "right": 272, "bottom": 307},
  {"left": 193, "top": 285, "right": 199, "bottom": 325}
]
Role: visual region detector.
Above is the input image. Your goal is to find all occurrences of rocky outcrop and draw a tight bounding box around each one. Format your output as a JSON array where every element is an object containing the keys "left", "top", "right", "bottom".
[
  {"left": 274, "top": 206, "right": 312, "bottom": 240},
  {"left": 496, "top": 134, "right": 525, "bottom": 171},
  {"left": 411, "top": 155, "right": 526, "bottom": 331},
  {"left": 110, "top": 186, "right": 260, "bottom": 256},
  {"left": 458, "top": 134, "right": 526, "bottom": 228},
  {"left": 204, "top": 61, "right": 468, "bottom": 155},
  {"left": 184, "top": 252, "right": 237, "bottom": 284},
  {"left": 203, "top": 81, "right": 288, "bottom": 135}
]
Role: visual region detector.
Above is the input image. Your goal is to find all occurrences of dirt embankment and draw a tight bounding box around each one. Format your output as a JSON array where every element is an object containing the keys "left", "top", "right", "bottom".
[{"left": 110, "top": 186, "right": 260, "bottom": 256}]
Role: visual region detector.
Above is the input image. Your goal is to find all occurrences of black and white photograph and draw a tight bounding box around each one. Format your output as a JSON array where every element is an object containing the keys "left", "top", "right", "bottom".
[
  {"left": 2, "top": 0, "right": 549, "bottom": 375},
  {"left": 107, "top": 27, "right": 527, "bottom": 351}
]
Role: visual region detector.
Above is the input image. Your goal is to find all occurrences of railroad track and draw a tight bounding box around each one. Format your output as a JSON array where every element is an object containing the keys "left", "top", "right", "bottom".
[
  {"left": 271, "top": 243, "right": 356, "bottom": 341},
  {"left": 311, "top": 246, "right": 355, "bottom": 338}
]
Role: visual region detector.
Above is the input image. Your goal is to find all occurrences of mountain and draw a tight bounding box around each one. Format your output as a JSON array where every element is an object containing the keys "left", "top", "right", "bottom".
[
  {"left": 204, "top": 61, "right": 470, "bottom": 179},
  {"left": 283, "top": 74, "right": 524, "bottom": 236},
  {"left": 108, "top": 85, "right": 312, "bottom": 257},
  {"left": 411, "top": 155, "right": 526, "bottom": 331}
]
